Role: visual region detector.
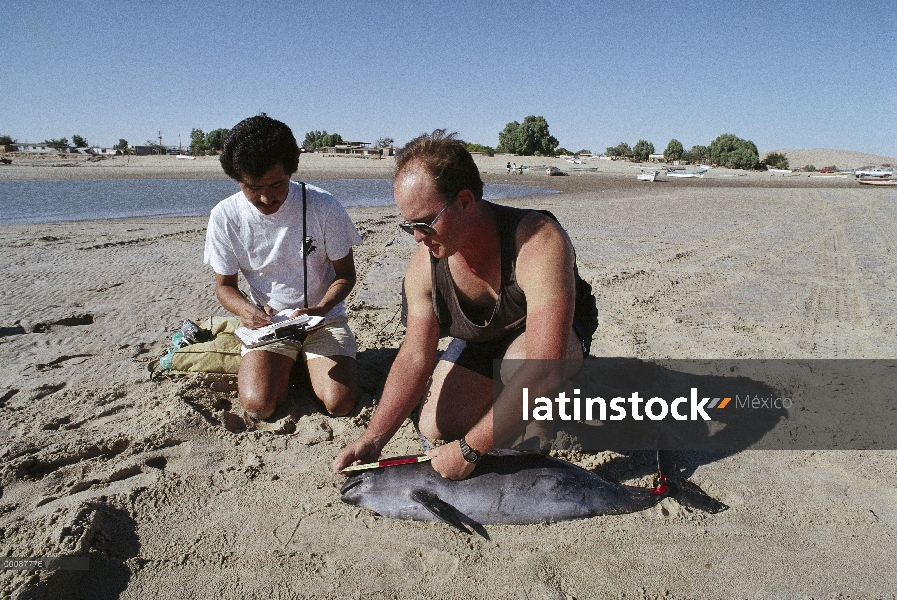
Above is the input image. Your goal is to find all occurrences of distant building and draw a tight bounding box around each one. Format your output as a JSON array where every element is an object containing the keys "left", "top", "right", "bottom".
[
  {"left": 322, "top": 142, "right": 383, "bottom": 159},
  {"left": 649, "top": 154, "right": 665, "bottom": 162},
  {"left": 18, "top": 143, "right": 64, "bottom": 154}
]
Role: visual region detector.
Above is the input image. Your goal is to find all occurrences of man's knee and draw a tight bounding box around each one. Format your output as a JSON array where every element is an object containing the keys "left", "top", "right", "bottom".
[
  {"left": 319, "top": 387, "right": 357, "bottom": 417},
  {"left": 239, "top": 386, "right": 283, "bottom": 420},
  {"left": 307, "top": 355, "right": 358, "bottom": 416},
  {"left": 416, "top": 411, "right": 441, "bottom": 442},
  {"left": 237, "top": 349, "right": 294, "bottom": 420}
]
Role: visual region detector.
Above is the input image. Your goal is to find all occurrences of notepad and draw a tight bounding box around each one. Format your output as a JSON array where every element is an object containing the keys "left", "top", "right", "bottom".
[{"left": 234, "top": 310, "right": 326, "bottom": 348}]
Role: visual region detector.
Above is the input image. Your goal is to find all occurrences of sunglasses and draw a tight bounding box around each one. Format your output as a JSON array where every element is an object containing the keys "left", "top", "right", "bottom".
[{"left": 399, "top": 200, "right": 453, "bottom": 236}]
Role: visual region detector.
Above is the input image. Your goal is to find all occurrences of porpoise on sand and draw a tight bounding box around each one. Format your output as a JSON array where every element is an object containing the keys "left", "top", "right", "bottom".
[{"left": 340, "top": 450, "right": 726, "bottom": 533}]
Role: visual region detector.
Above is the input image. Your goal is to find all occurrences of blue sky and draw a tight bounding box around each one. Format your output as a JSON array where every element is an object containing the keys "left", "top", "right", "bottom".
[{"left": 2, "top": 1, "right": 895, "bottom": 156}]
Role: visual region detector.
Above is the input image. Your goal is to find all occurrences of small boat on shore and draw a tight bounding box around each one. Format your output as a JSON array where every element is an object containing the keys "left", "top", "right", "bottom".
[
  {"left": 767, "top": 168, "right": 793, "bottom": 175},
  {"left": 176, "top": 154, "right": 196, "bottom": 160},
  {"left": 857, "top": 178, "right": 897, "bottom": 186},
  {"left": 637, "top": 170, "right": 658, "bottom": 181},
  {"left": 666, "top": 168, "right": 707, "bottom": 178}
]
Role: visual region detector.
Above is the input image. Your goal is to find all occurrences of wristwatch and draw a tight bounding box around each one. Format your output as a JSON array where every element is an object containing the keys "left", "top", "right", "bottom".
[{"left": 458, "top": 437, "right": 482, "bottom": 464}]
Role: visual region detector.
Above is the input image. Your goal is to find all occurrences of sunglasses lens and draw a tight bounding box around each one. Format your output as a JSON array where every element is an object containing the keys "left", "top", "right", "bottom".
[{"left": 399, "top": 223, "right": 436, "bottom": 236}]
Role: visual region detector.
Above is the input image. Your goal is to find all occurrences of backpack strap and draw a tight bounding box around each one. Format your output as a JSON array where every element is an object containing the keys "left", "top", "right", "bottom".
[{"left": 301, "top": 181, "right": 308, "bottom": 309}]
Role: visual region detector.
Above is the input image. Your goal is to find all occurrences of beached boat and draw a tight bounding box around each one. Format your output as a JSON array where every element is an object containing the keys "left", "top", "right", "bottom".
[
  {"left": 637, "top": 170, "right": 658, "bottom": 181},
  {"left": 857, "top": 178, "right": 897, "bottom": 186},
  {"left": 767, "top": 168, "right": 793, "bottom": 175},
  {"left": 176, "top": 154, "right": 196, "bottom": 160},
  {"left": 666, "top": 168, "right": 707, "bottom": 178},
  {"left": 546, "top": 166, "right": 566, "bottom": 176}
]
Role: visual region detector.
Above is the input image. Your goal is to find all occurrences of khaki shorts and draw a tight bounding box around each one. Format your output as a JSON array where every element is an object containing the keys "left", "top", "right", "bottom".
[{"left": 240, "top": 317, "right": 358, "bottom": 362}]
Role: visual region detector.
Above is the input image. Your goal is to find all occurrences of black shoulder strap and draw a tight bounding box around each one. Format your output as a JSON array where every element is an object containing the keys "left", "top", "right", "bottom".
[{"left": 301, "top": 181, "right": 308, "bottom": 309}]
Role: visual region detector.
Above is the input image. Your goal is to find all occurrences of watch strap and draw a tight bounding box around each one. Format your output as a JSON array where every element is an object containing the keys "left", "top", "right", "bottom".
[{"left": 458, "top": 437, "right": 481, "bottom": 463}]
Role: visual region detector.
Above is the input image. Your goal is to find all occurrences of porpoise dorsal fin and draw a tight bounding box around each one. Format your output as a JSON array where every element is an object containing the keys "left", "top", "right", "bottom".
[{"left": 410, "top": 489, "right": 472, "bottom": 534}]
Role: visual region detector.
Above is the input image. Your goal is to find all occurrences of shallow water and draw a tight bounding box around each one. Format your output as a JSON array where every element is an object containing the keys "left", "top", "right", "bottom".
[{"left": 0, "top": 178, "right": 557, "bottom": 224}]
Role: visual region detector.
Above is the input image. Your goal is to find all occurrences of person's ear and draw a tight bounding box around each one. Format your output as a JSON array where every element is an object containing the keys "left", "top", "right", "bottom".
[{"left": 456, "top": 189, "right": 476, "bottom": 210}]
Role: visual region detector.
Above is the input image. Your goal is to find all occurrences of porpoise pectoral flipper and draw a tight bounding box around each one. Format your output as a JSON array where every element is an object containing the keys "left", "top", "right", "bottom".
[{"left": 410, "top": 489, "right": 471, "bottom": 534}]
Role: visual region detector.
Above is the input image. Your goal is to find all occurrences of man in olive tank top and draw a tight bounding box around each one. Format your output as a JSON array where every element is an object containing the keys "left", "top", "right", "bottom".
[{"left": 334, "top": 130, "right": 596, "bottom": 480}]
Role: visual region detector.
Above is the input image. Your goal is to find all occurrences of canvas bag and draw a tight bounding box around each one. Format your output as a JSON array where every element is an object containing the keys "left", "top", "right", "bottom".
[{"left": 155, "top": 316, "right": 242, "bottom": 375}]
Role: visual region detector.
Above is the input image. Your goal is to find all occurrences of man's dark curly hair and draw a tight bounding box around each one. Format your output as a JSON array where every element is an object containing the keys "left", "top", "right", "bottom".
[
  {"left": 394, "top": 129, "right": 483, "bottom": 202},
  {"left": 219, "top": 115, "right": 300, "bottom": 181}
]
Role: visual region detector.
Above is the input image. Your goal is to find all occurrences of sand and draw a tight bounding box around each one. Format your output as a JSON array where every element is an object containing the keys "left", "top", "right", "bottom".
[{"left": 1, "top": 153, "right": 896, "bottom": 598}]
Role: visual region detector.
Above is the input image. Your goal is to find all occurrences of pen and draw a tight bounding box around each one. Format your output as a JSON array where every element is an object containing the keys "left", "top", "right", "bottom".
[{"left": 240, "top": 290, "right": 265, "bottom": 312}]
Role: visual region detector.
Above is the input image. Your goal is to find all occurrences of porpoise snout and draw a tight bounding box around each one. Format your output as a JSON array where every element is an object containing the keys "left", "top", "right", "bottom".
[{"left": 340, "top": 476, "right": 365, "bottom": 504}]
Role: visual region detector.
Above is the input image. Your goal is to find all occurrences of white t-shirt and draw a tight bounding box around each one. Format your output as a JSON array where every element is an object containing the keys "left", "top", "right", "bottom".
[{"left": 204, "top": 181, "right": 363, "bottom": 321}]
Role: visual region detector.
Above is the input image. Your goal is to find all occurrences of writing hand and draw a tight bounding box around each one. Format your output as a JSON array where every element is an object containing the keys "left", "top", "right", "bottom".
[
  {"left": 240, "top": 305, "right": 273, "bottom": 329},
  {"left": 289, "top": 306, "right": 327, "bottom": 319}
]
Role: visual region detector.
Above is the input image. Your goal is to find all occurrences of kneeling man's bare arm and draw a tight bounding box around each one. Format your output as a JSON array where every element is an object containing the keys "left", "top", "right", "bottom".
[
  {"left": 214, "top": 273, "right": 273, "bottom": 329},
  {"left": 290, "top": 250, "right": 358, "bottom": 318},
  {"left": 332, "top": 245, "right": 440, "bottom": 472}
]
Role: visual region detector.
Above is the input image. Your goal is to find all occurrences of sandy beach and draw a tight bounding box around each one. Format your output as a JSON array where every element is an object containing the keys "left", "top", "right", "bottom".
[{"left": 1, "top": 152, "right": 896, "bottom": 598}]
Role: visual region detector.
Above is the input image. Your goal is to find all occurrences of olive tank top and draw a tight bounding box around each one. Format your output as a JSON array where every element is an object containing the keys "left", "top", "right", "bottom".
[{"left": 430, "top": 202, "right": 530, "bottom": 343}]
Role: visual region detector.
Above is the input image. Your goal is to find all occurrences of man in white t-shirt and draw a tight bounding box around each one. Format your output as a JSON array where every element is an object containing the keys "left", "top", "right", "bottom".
[{"left": 204, "top": 115, "right": 363, "bottom": 419}]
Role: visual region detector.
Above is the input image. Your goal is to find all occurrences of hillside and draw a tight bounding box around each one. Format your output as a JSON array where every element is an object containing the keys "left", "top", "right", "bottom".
[{"left": 764, "top": 148, "right": 897, "bottom": 170}]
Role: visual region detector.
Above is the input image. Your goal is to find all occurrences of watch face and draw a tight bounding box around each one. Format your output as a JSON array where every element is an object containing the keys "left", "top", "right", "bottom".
[{"left": 460, "top": 438, "right": 480, "bottom": 463}]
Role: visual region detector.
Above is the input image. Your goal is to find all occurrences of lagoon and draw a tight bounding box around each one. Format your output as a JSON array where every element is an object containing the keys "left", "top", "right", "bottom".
[{"left": 0, "top": 178, "right": 557, "bottom": 225}]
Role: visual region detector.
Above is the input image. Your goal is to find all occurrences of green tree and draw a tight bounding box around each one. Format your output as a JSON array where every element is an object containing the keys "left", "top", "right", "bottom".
[
  {"left": 763, "top": 152, "right": 790, "bottom": 170},
  {"left": 606, "top": 142, "right": 633, "bottom": 158},
  {"left": 632, "top": 139, "right": 655, "bottom": 162},
  {"left": 497, "top": 116, "right": 559, "bottom": 156},
  {"left": 498, "top": 121, "right": 523, "bottom": 154},
  {"left": 0, "top": 134, "right": 15, "bottom": 146},
  {"left": 113, "top": 139, "right": 129, "bottom": 151},
  {"left": 72, "top": 134, "right": 88, "bottom": 148},
  {"left": 664, "top": 139, "right": 684, "bottom": 162},
  {"left": 206, "top": 128, "right": 229, "bottom": 153},
  {"left": 45, "top": 138, "right": 69, "bottom": 151},
  {"left": 303, "top": 130, "right": 343, "bottom": 148},
  {"left": 189, "top": 129, "right": 208, "bottom": 155},
  {"left": 465, "top": 142, "right": 495, "bottom": 156},
  {"left": 690, "top": 145, "right": 710, "bottom": 163},
  {"left": 376, "top": 137, "right": 394, "bottom": 148},
  {"left": 710, "top": 134, "right": 759, "bottom": 169},
  {"left": 556, "top": 147, "right": 573, "bottom": 156},
  {"left": 303, "top": 130, "right": 324, "bottom": 147}
]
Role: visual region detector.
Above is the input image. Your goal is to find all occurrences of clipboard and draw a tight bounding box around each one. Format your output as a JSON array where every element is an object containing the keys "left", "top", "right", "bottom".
[{"left": 235, "top": 313, "right": 326, "bottom": 348}]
